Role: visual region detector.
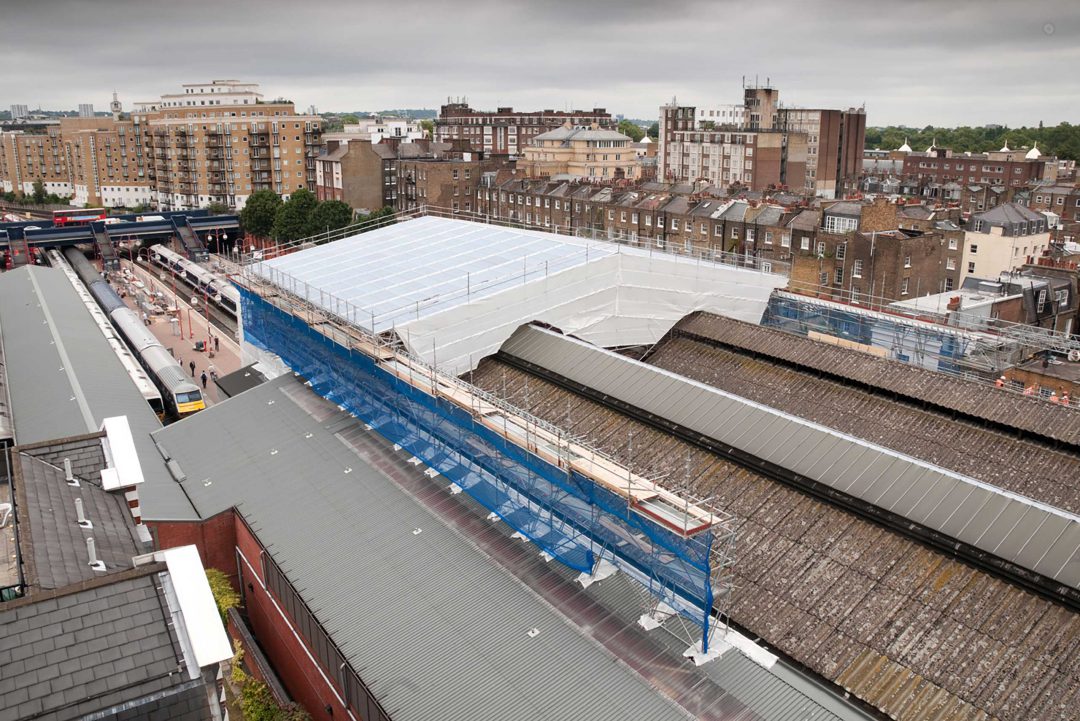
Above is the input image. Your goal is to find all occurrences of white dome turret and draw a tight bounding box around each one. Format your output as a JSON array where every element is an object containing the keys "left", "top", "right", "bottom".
[{"left": 1025, "top": 142, "right": 1041, "bottom": 160}]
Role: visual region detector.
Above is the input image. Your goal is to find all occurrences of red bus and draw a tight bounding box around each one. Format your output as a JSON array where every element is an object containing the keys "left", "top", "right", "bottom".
[{"left": 52, "top": 208, "right": 107, "bottom": 227}]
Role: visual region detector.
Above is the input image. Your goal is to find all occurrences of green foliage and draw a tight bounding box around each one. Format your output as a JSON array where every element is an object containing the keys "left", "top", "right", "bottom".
[
  {"left": 205, "top": 568, "right": 239, "bottom": 626},
  {"left": 206, "top": 201, "right": 230, "bottom": 215},
  {"left": 308, "top": 200, "right": 353, "bottom": 239},
  {"left": 354, "top": 205, "right": 396, "bottom": 232},
  {"left": 617, "top": 120, "right": 645, "bottom": 142},
  {"left": 420, "top": 119, "right": 434, "bottom": 138},
  {"left": 647, "top": 122, "right": 659, "bottom": 139},
  {"left": 865, "top": 122, "right": 1080, "bottom": 160},
  {"left": 271, "top": 188, "right": 318, "bottom": 241},
  {"left": 31, "top": 179, "right": 46, "bottom": 205},
  {"left": 341, "top": 113, "right": 359, "bottom": 125},
  {"left": 241, "top": 190, "right": 282, "bottom": 239},
  {"left": 231, "top": 642, "right": 312, "bottom": 721}
]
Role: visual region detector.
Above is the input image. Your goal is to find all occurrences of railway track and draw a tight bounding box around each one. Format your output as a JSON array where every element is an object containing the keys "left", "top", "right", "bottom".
[
  {"left": 127, "top": 258, "right": 238, "bottom": 340},
  {"left": 469, "top": 355, "right": 1080, "bottom": 721}
]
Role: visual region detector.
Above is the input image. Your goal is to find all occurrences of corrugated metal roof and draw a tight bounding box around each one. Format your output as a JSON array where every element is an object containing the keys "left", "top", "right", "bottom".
[
  {"left": 153, "top": 375, "right": 863, "bottom": 721},
  {"left": 499, "top": 325, "right": 1080, "bottom": 590},
  {"left": 0, "top": 266, "right": 194, "bottom": 521},
  {"left": 677, "top": 311, "right": 1080, "bottom": 447}
]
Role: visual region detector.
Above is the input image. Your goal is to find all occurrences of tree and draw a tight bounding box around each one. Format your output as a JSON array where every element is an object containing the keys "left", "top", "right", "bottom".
[
  {"left": 341, "top": 113, "right": 359, "bottom": 125},
  {"left": 617, "top": 120, "right": 644, "bottom": 143},
  {"left": 419, "top": 119, "right": 435, "bottom": 138},
  {"left": 240, "top": 190, "right": 282, "bottom": 239},
  {"left": 355, "top": 205, "right": 396, "bottom": 232},
  {"left": 206, "top": 201, "right": 230, "bottom": 215},
  {"left": 271, "top": 188, "right": 318, "bottom": 241},
  {"left": 647, "top": 122, "right": 659, "bottom": 139},
  {"left": 308, "top": 200, "right": 353, "bottom": 240},
  {"left": 31, "top": 179, "right": 46, "bottom": 205}
]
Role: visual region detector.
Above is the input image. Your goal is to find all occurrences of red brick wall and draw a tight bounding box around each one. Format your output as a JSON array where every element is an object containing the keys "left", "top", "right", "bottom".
[
  {"left": 150, "top": 511, "right": 237, "bottom": 584},
  {"left": 234, "top": 518, "right": 350, "bottom": 721}
]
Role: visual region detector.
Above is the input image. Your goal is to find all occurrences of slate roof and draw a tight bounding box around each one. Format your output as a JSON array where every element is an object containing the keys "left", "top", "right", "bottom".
[
  {"left": 973, "top": 201, "right": 1043, "bottom": 226},
  {"left": 0, "top": 567, "right": 209, "bottom": 721},
  {"left": 13, "top": 442, "right": 145, "bottom": 592},
  {"left": 533, "top": 126, "right": 631, "bottom": 143},
  {"left": 152, "top": 375, "right": 857, "bottom": 721}
]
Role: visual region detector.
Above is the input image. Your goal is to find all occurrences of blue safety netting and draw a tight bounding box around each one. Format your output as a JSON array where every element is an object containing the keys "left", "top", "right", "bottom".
[{"left": 241, "top": 289, "right": 717, "bottom": 637}]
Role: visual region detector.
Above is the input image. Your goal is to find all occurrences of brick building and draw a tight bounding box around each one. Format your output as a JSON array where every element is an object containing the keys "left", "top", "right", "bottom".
[
  {"left": 519, "top": 123, "right": 641, "bottom": 181},
  {"left": 0, "top": 80, "right": 324, "bottom": 210},
  {"left": 435, "top": 101, "right": 614, "bottom": 156},
  {"left": 660, "top": 84, "right": 865, "bottom": 198},
  {"left": 901, "top": 143, "right": 1055, "bottom": 189},
  {"left": 314, "top": 135, "right": 398, "bottom": 212}
]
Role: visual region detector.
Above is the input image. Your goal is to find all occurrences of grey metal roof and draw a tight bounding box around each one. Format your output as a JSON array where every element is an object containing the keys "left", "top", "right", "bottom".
[
  {"left": 0, "top": 266, "right": 195, "bottom": 521},
  {"left": 0, "top": 568, "right": 210, "bottom": 721},
  {"left": 499, "top": 324, "right": 1080, "bottom": 590},
  {"left": 213, "top": 363, "right": 267, "bottom": 398},
  {"left": 153, "top": 375, "right": 860, "bottom": 721},
  {"left": 14, "top": 443, "right": 145, "bottom": 591},
  {"left": 532, "top": 126, "right": 632, "bottom": 143}
]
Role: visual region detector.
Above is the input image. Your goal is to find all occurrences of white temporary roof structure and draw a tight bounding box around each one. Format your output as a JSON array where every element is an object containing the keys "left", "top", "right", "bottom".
[{"left": 253, "top": 216, "right": 787, "bottom": 374}]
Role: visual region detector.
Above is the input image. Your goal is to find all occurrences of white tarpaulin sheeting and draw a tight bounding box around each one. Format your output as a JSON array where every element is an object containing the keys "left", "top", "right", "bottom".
[{"left": 254, "top": 216, "right": 787, "bottom": 374}]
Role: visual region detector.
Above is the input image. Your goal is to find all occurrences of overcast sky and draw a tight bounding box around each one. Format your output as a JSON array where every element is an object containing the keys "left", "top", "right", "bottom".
[{"left": 3, "top": 0, "right": 1078, "bottom": 127}]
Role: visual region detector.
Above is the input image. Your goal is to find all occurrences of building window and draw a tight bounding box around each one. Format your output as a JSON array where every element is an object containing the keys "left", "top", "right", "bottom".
[
  {"left": 945, "top": 277, "right": 954, "bottom": 291},
  {"left": 852, "top": 259, "right": 863, "bottom": 278},
  {"left": 969, "top": 244, "right": 977, "bottom": 254},
  {"left": 781, "top": 233, "right": 791, "bottom": 248},
  {"left": 948, "top": 237, "right": 958, "bottom": 250},
  {"left": 835, "top": 243, "right": 845, "bottom": 260},
  {"left": 946, "top": 258, "right": 956, "bottom": 270},
  {"left": 671, "top": 218, "right": 679, "bottom": 231},
  {"left": 761, "top": 262, "right": 772, "bottom": 273},
  {"left": 815, "top": 241, "right": 825, "bottom": 255},
  {"left": 1038, "top": 289, "right": 1048, "bottom": 312},
  {"left": 967, "top": 261, "right": 976, "bottom": 273},
  {"left": 820, "top": 272, "right": 829, "bottom": 287},
  {"left": 901, "top": 278, "right": 909, "bottom": 295},
  {"left": 834, "top": 266, "right": 843, "bottom": 284},
  {"left": 800, "top": 237, "right": 810, "bottom": 251},
  {"left": 904, "top": 255, "right": 911, "bottom": 268},
  {"left": 730, "top": 227, "right": 739, "bottom": 239},
  {"left": 764, "top": 231, "right": 773, "bottom": 245},
  {"left": 1056, "top": 289, "right": 1069, "bottom": 308},
  {"left": 644, "top": 215, "right": 652, "bottom": 226}
]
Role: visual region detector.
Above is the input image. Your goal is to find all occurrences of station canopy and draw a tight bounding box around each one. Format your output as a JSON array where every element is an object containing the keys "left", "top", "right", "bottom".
[{"left": 252, "top": 216, "right": 787, "bottom": 373}]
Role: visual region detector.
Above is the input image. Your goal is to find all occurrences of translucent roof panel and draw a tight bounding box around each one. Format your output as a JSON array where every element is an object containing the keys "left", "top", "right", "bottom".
[{"left": 254, "top": 216, "right": 616, "bottom": 332}]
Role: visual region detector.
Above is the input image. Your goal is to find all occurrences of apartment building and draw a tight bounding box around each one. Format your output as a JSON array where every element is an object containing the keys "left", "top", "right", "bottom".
[
  {"left": 435, "top": 101, "right": 614, "bottom": 156},
  {"left": 659, "top": 85, "right": 865, "bottom": 198},
  {"left": 901, "top": 143, "right": 1055, "bottom": 188},
  {"left": 136, "top": 81, "right": 323, "bottom": 210},
  {"left": 960, "top": 203, "right": 1052, "bottom": 284},
  {"left": 343, "top": 116, "right": 425, "bottom": 143},
  {"left": 315, "top": 135, "right": 398, "bottom": 211},
  {"left": 519, "top": 123, "right": 641, "bottom": 181},
  {"left": 0, "top": 125, "right": 72, "bottom": 196},
  {"left": 658, "top": 104, "right": 809, "bottom": 193},
  {"left": 0, "top": 81, "right": 323, "bottom": 210},
  {"left": 396, "top": 148, "right": 512, "bottom": 215}
]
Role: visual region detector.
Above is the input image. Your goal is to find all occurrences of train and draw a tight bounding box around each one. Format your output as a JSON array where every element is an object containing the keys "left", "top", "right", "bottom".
[
  {"left": 149, "top": 244, "right": 240, "bottom": 317},
  {"left": 62, "top": 247, "right": 206, "bottom": 419}
]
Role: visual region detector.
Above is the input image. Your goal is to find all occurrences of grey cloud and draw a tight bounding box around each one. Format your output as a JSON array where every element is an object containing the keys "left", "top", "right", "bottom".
[{"left": 2, "top": 0, "right": 1078, "bottom": 126}]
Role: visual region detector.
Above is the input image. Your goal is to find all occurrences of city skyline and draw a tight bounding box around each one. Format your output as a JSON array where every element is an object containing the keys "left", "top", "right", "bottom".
[{"left": 3, "top": 0, "right": 1079, "bottom": 127}]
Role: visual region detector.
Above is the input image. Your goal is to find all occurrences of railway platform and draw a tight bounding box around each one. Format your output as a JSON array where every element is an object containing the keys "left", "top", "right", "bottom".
[{"left": 117, "top": 259, "right": 242, "bottom": 406}]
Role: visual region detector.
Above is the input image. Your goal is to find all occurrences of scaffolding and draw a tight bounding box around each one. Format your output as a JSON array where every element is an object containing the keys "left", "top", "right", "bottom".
[{"left": 237, "top": 269, "right": 738, "bottom": 654}]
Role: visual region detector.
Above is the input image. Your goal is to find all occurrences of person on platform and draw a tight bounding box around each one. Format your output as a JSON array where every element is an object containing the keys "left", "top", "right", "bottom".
[
  {"left": 189, "top": 360, "right": 196, "bottom": 377},
  {"left": 200, "top": 371, "right": 208, "bottom": 390}
]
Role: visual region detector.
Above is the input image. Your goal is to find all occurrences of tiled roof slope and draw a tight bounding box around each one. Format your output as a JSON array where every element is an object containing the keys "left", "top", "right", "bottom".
[{"left": 0, "top": 568, "right": 209, "bottom": 721}]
